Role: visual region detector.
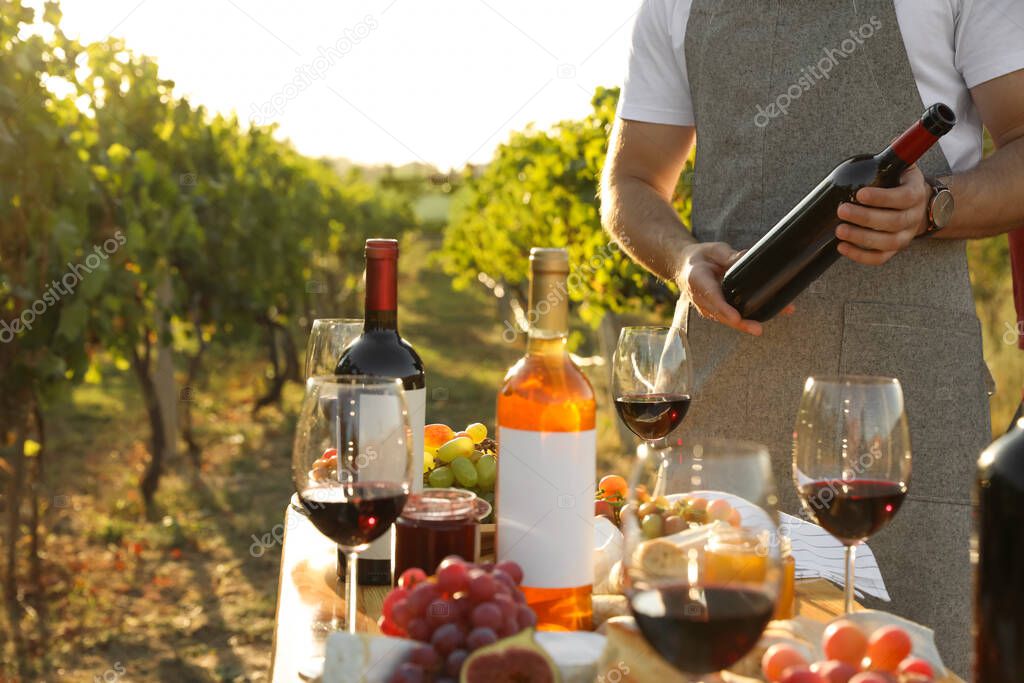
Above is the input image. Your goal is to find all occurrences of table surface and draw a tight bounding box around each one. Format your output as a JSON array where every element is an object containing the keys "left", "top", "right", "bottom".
[{"left": 270, "top": 505, "right": 963, "bottom": 682}]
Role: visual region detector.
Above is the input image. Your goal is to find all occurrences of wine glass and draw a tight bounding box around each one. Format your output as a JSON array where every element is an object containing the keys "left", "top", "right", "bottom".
[
  {"left": 792, "top": 375, "right": 911, "bottom": 614},
  {"left": 304, "top": 318, "right": 363, "bottom": 377},
  {"left": 292, "top": 375, "right": 413, "bottom": 633},
  {"left": 622, "top": 439, "right": 782, "bottom": 680},
  {"left": 612, "top": 326, "right": 694, "bottom": 450}
]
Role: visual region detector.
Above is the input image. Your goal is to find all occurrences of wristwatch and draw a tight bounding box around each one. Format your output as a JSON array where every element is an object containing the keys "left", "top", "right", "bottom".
[{"left": 920, "top": 176, "right": 954, "bottom": 238}]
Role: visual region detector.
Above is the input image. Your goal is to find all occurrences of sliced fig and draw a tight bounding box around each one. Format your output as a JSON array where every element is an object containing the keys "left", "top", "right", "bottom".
[{"left": 459, "top": 628, "right": 560, "bottom": 683}]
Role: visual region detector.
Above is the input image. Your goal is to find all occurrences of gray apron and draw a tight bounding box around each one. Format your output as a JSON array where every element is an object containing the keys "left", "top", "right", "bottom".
[{"left": 674, "top": 1, "right": 992, "bottom": 675}]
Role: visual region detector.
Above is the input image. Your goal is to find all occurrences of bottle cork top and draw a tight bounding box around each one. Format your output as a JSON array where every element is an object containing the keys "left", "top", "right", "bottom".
[{"left": 529, "top": 247, "right": 569, "bottom": 273}]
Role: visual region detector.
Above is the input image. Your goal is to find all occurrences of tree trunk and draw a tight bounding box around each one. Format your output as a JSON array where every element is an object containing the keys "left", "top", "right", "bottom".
[
  {"left": 181, "top": 302, "right": 207, "bottom": 469},
  {"left": 154, "top": 275, "right": 178, "bottom": 464},
  {"left": 132, "top": 340, "right": 167, "bottom": 512},
  {"left": 253, "top": 317, "right": 285, "bottom": 413},
  {"left": 28, "top": 400, "right": 47, "bottom": 648},
  {"left": 3, "top": 418, "right": 27, "bottom": 672}
]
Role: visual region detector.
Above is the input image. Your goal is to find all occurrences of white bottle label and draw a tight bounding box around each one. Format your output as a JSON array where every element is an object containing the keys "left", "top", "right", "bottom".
[
  {"left": 496, "top": 426, "right": 596, "bottom": 589},
  {"left": 363, "top": 386, "right": 425, "bottom": 561}
]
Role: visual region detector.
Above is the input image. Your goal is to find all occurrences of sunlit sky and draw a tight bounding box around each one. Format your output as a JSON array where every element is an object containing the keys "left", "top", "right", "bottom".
[{"left": 50, "top": 0, "right": 641, "bottom": 169}]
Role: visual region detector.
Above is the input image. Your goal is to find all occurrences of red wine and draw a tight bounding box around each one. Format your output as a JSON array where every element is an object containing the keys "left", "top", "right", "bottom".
[
  {"left": 798, "top": 479, "right": 906, "bottom": 544},
  {"left": 335, "top": 239, "right": 425, "bottom": 584},
  {"left": 629, "top": 584, "right": 774, "bottom": 674},
  {"left": 299, "top": 482, "right": 408, "bottom": 548},
  {"left": 722, "top": 104, "right": 956, "bottom": 321},
  {"left": 975, "top": 420, "right": 1024, "bottom": 682},
  {"left": 614, "top": 393, "right": 691, "bottom": 440}
]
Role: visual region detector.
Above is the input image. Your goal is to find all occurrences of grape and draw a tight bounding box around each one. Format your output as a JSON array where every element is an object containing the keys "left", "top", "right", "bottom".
[
  {"left": 406, "top": 617, "right": 432, "bottom": 642},
  {"left": 431, "top": 622, "right": 465, "bottom": 655},
  {"left": 492, "top": 569, "right": 517, "bottom": 593},
  {"left": 466, "top": 423, "right": 488, "bottom": 443},
  {"left": 437, "top": 560, "right": 470, "bottom": 594},
  {"left": 452, "top": 593, "right": 473, "bottom": 619},
  {"left": 822, "top": 620, "right": 868, "bottom": 666},
  {"left": 406, "top": 582, "right": 441, "bottom": 617},
  {"left": 493, "top": 593, "right": 517, "bottom": 620},
  {"left": 450, "top": 456, "right": 478, "bottom": 488},
  {"left": 379, "top": 616, "right": 403, "bottom": 636},
  {"left": 398, "top": 568, "right": 428, "bottom": 590},
  {"left": 388, "top": 662, "right": 426, "bottom": 683},
  {"left": 479, "top": 562, "right": 495, "bottom": 572},
  {"left": 438, "top": 555, "right": 465, "bottom": 570},
  {"left": 865, "top": 626, "right": 911, "bottom": 671},
  {"left": 898, "top": 658, "right": 934, "bottom": 678},
  {"left": 427, "top": 598, "right": 459, "bottom": 626},
  {"left": 511, "top": 589, "right": 527, "bottom": 604},
  {"left": 382, "top": 587, "right": 408, "bottom": 621},
  {"left": 641, "top": 513, "right": 664, "bottom": 539},
  {"left": 515, "top": 604, "right": 537, "bottom": 630},
  {"left": 475, "top": 454, "right": 497, "bottom": 491},
  {"left": 499, "top": 615, "right": 519, "bottom": 638},
  {"left": 408, "top": 644, "right": 442, "bottom": 671},
  {"left": 436, "top": 436, "right": 474, "bottom": 463},
  {"left": 762, "top": 644, "right": 809, "bottom": 682},
  {"left": 446, "top": 648, "right": 470, "bottom": 677},
  {"left": 494, "top": 561, "right": 524, "bottom": 585},
  {"left": 663, "top": 514, "right": 686, "bottom": 535},
  {"left": 467, "top": 570, "right": 497, "bottom": 602},
  {"left": 392, "top": 601, "right": 413, "bottom": 630},
  {"left": 779, "top": 668, "right": 824, "bottom": 683},
  {"left": 466, "top": 626, "right": 498, "bottom": 650},
  {"left": 471, "top": 602, "right": 502, "bottom": 630},
  {"left": 810, "top": 660, "right": 858, "bottom": 683},
  {"left": 428, "top": 465, "right": 455, "bottom": 488}
]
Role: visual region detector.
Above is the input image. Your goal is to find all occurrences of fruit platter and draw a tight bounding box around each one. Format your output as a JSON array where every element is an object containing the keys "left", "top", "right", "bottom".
[{"left": 423, "top": 422, "right": 497, "bottom": 523}]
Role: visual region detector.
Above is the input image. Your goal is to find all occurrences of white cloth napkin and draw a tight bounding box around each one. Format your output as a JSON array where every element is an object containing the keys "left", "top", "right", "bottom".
[{"left": 779, "top": 511, "right": 891, "bottom": 602}]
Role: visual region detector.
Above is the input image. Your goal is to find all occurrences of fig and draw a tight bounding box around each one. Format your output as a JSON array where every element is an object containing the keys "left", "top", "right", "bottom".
[{"left": 459, "top": 628, "right": 560, "bottom": 683}]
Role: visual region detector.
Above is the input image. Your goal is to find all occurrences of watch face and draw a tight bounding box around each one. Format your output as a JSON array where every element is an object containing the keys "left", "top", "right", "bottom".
[{"left": 932, "top": 189, "right": 954, "bottom": 228}]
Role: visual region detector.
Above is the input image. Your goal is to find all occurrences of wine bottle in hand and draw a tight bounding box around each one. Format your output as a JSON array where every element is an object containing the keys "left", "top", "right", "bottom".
[{"left": 722, "top": 103, "right": 956, "bottom": 321}]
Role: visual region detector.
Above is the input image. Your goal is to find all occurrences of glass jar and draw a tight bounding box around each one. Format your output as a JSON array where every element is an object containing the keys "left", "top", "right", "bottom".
[{"left": 394, "top": 488, "right": 485, "bottom": 579}]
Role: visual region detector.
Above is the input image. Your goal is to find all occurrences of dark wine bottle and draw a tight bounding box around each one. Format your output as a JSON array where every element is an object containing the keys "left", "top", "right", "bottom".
[
  {"left": 722, "top": 103, "right": 956, "bottom": 322},
  {"left": 975, "top": 419, "right": 1024, "bottom": 682},
  {"left": 334, "top": 238, "right": 425, "bottom": 585}
]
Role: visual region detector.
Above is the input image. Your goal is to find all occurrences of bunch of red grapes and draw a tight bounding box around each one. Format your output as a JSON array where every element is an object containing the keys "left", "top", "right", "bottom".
[{"left": 383, "top": 556, "right": 536, "bottom": 683}]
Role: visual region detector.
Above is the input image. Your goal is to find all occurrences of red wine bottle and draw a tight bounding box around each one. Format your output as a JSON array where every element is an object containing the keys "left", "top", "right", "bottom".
[
  {"left": 334, "top": 238, "right": 425, "bottom": 585},
  {"left": 975, "top": 419, "right": 1024, "bottom": 682},
  {"left": 722, "top": 103, "right": 956, "bottom": 322}
]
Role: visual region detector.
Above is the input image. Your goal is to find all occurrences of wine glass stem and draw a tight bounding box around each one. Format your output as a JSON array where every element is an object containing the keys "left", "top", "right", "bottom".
[
  {"left": 844, "top": 543, "right": 857, "bottom": 614},
  {"left": 345, "top": 550, "right": 360, "bottom": 633}
]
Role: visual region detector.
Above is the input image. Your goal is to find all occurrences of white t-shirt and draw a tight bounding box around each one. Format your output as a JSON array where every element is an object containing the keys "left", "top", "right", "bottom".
[{"left": 618, "top": 0, "right": 1024, "bottom": 173}]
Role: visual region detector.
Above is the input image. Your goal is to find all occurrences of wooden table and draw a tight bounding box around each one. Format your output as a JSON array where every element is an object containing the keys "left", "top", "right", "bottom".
[{"left": 270, "top": 506, "right": 962, "bottom": 682}]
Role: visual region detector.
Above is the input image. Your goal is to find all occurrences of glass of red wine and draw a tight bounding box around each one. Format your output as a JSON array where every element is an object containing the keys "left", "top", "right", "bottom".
[
  {"left": 304, "top": 318, "right": 363, "bottom": 377},
  {"left": 622, "top": 440, "right": 782, "bottom": 680},
  {"left": 292, "top": 375, "right": 413, "bottom": 633},
  {"left": 612, "top": 326, "right": 693, "bottom": 450},
  {"left": 792, "top": 375, "right": 911, "bottom": 614}
]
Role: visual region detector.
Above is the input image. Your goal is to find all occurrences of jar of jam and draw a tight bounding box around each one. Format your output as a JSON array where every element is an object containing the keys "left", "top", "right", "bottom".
[{"left": 394, "top": 488, "right": 488, "bottom": 579}]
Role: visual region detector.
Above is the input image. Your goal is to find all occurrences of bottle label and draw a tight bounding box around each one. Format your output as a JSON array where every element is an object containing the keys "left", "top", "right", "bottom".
[
  {"left": 362, "top": 387, "right": 425, "bottom": 561},
  {"left": 496, "top": 426, "right": 596, "bottom": 589}
]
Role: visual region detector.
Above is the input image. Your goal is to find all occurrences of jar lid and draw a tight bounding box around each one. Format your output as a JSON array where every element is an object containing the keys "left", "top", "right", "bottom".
[{"left": 401, "top": 488, "right": 485, "bottom": 521}]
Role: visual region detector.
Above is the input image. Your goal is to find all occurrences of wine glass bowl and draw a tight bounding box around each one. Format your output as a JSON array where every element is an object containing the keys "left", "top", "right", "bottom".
[
  {"left": 304, "top": 318, "right": 363, "bottom": 377},
  {"left": 613, "top": 326, "right": 694, "bottom": 445},
  {"left": 622, "top": 439, "right": 782, "bottom": 677},
  {"left": 292, "top": 375, "right": 413, "bottom": 632},
  {"left": 792, "top": 375, "right": 911, "bottom": 612}
]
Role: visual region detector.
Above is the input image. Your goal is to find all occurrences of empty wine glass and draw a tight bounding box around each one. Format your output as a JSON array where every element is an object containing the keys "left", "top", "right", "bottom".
[
  {"left": 793, "top": 375, "right": 911, "bottom": 613},
  {"left": 292, "top": 375, "right": 413, "bottom": 633},
  {"left": 622, "top": 439, "right": 782, "bottom": 680},
  {"left": 613, "top": 326, "right": 694, "bottom": 449},
  {"left": 305, "top": 318, "right": 363, "bottom": 377}
]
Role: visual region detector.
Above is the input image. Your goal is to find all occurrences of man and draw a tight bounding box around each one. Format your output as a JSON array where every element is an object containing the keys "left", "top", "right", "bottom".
[{"left": 601, "top": 0, "right": 1024, "bottom": 675}]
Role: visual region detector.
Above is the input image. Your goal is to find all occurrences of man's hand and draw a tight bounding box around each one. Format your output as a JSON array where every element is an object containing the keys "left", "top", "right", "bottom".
[
  {"left": 677, "top": 242, "right": 767, "bottom": 336},
  {"left": 834, "top": 165, "right": 931, "bottom": 265}
]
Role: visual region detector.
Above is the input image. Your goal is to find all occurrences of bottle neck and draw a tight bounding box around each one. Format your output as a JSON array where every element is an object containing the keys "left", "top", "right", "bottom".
[
  {"left": 875, "top": 119, "right": 940, "bottom": 178},
  {"left": 364, "top": 256, "right": 398, "bottom": 332},
  {"left": 526, "top": 268, "right": 569, "bottom": 352}
]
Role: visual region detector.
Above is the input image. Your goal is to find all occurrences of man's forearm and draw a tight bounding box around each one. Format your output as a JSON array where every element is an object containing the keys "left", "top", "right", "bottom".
[
  {"left": 939, "top": 135, "right": 1024, "bottom": 239},
  {"left": 601, "top": 174, "right": 697, "bottom": 283}
]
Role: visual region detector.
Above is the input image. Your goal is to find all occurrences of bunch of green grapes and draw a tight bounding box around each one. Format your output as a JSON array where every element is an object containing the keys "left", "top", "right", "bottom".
[{"left": 423, "top": 423, "right": 497, "bottom": 521}]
